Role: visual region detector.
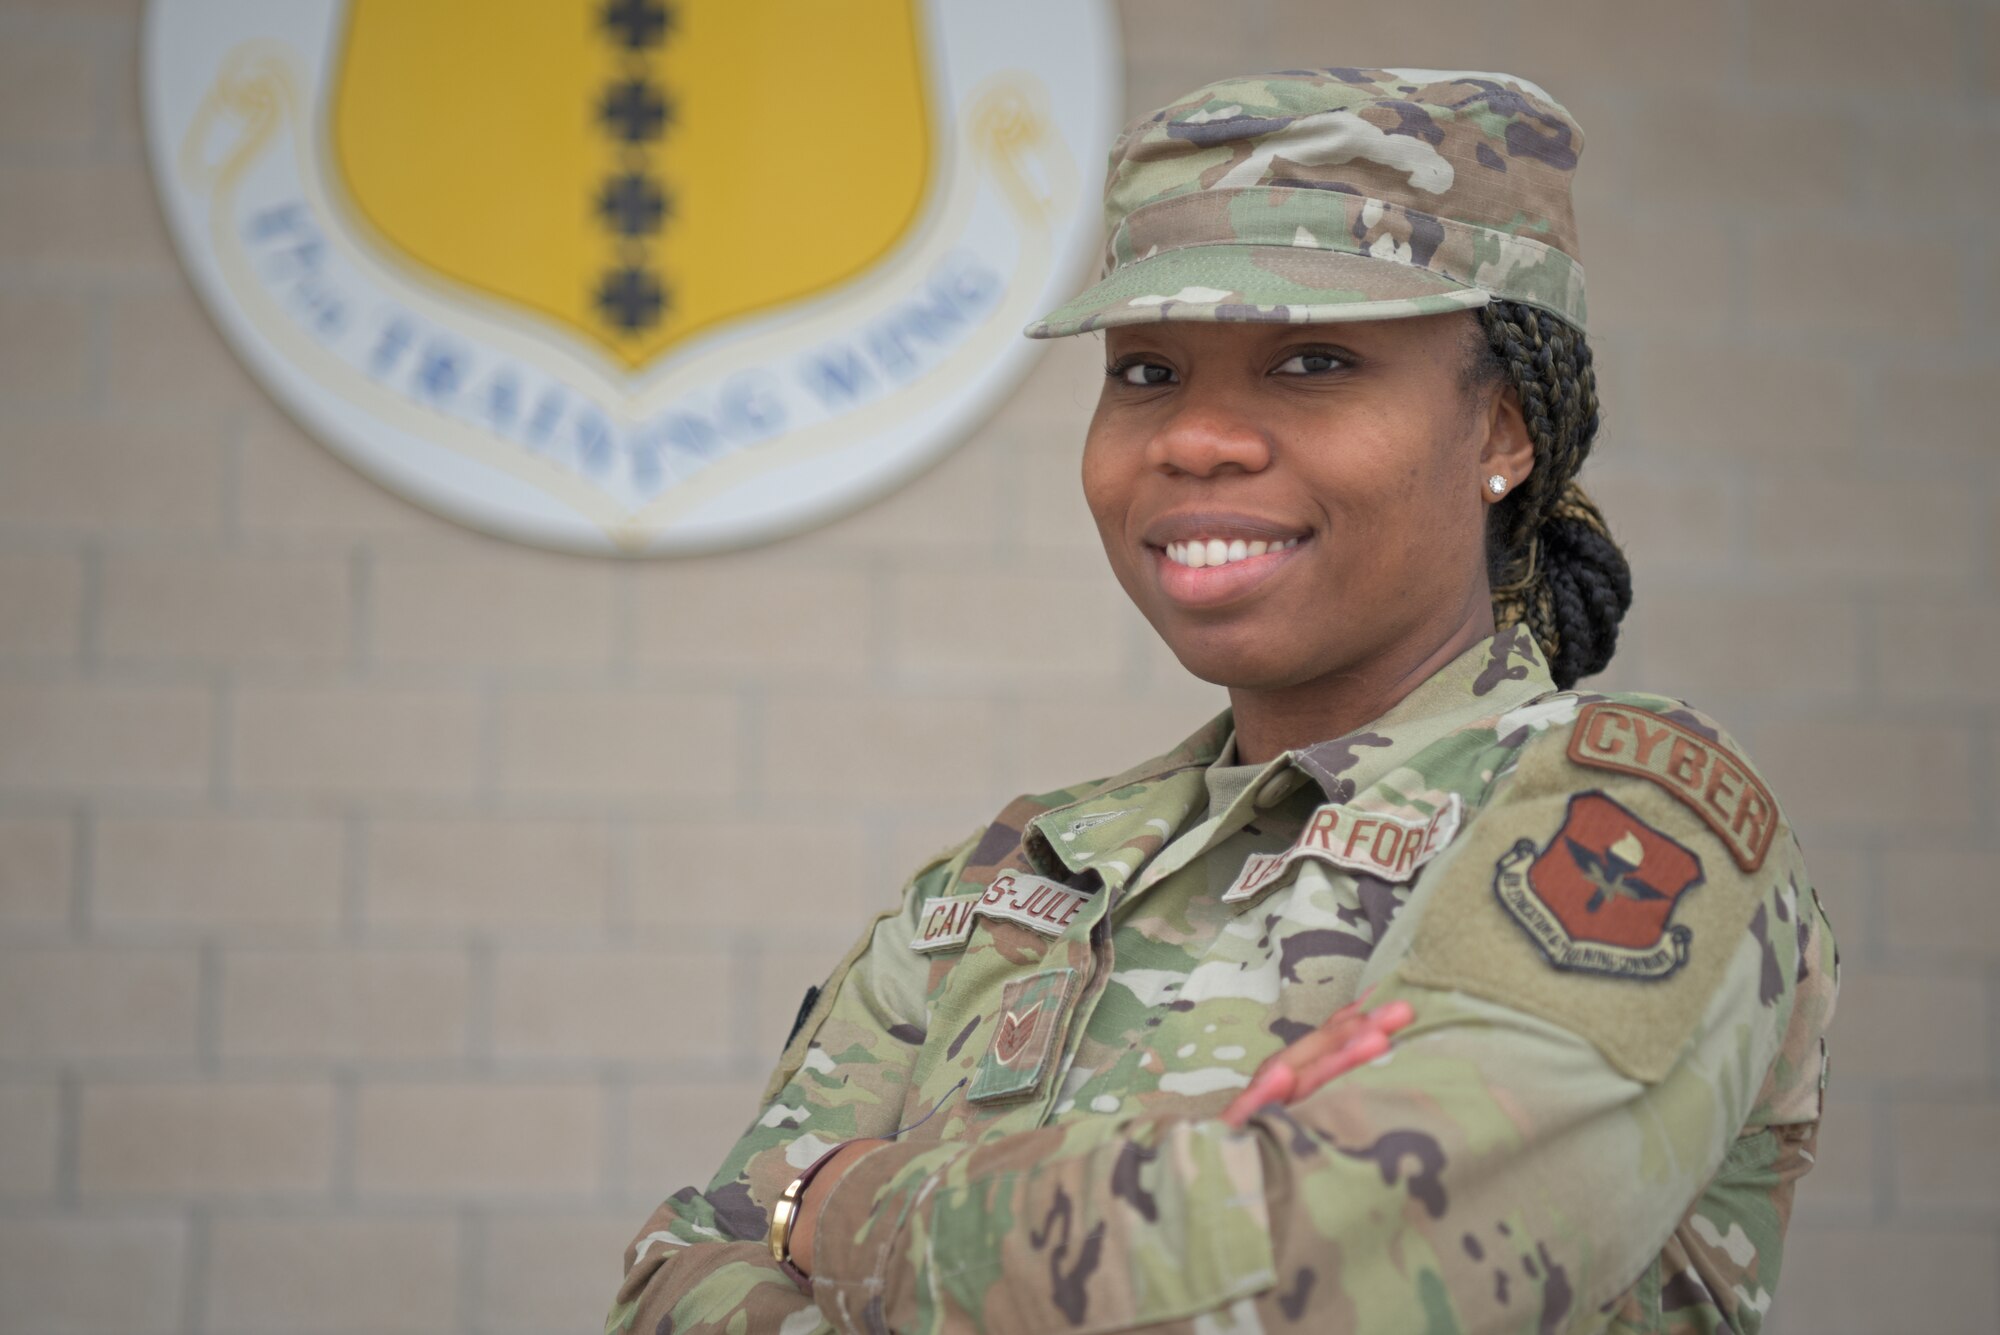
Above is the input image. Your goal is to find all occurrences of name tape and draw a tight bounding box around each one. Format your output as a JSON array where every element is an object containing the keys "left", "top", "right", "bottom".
[
  {"left": 910, "top": 873, "right": 1097, "bottom": 954},
  {"left": 976, "top": 871, "right": 1093, "bottom": 938},
  {"left": 1223, "top": 794, "right": 1463, "bottom": 903},
  {"left": 910, "top": 893, "right": 982, "bottom": 954},
  {"left": 1568, "top": 702, "right": 1776, "bottom": 871}
]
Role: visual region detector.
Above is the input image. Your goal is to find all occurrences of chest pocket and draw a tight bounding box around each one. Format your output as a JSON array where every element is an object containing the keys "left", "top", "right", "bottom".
[
  {"left": 911, "top": 885, "right": 1102, "bottom": 1122},
  {"left": 1099, "top": 859, "right": 1403, "bottom": 1112},
  {"left": 1263, "top": 860, "right": 1417, "bottom": 986},
  {"left": 1184, "top": 859, "right": 1406, "bottom": 1009}
]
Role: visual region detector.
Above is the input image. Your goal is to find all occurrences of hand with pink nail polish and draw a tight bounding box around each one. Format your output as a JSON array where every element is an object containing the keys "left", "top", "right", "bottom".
[{"left": 1220, "top": 993, "right": 1415, "bottom": 1128}]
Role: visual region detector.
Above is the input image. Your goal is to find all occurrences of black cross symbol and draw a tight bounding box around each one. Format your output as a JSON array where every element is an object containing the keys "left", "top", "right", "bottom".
[
  {"left": 596, "top": 173, "right": 670, "bottom": 236},
  {"left": 600, "top": 0, "right": 673, "bottom": 49},
  {"left": 598, "top": 80, "right": 672, "bottom": 143},
  {"left": 594, "top": 266, "right": 668, "bottom": 332}
]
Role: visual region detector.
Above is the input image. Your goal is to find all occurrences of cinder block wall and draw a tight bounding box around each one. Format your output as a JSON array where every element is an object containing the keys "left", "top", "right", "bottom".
[{"left": 0, "top": 1, "right": 1992, "bottom": 1331}]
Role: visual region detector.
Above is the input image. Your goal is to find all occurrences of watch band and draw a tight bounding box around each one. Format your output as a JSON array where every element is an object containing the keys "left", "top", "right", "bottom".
[{"left": 767, "top": 1140, "right": 849, "bottom": 1290}]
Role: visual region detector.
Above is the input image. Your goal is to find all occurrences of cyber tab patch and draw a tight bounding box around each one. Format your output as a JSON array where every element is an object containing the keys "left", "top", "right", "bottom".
[
  {"left": 1494, "top": 792, "right": 1706, "bottom": 980},
  {"left": 1569, "top": 703, "right": 1776, "bottom": 871}
]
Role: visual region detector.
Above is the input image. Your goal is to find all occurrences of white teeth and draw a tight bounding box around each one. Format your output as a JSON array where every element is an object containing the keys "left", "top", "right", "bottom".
[{"left": 1162, "top": 536, "right": 1301, "bottom": 569}]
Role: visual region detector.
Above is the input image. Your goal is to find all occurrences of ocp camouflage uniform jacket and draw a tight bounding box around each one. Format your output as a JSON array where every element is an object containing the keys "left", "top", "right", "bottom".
[{"left": 609, "top": 627, "right": 1839, "bottom": 1334}]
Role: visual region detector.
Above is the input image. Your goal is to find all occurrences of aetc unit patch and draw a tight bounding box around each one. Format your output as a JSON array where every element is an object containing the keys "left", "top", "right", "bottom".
[{"left": 1494, "top": 792, "right": 1705, "bottom": 980}]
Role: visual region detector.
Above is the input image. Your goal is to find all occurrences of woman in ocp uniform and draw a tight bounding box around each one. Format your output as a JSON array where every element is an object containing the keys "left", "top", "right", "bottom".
[{"left": 610, "top": 67, "right": 1838, "bottom": 1335}]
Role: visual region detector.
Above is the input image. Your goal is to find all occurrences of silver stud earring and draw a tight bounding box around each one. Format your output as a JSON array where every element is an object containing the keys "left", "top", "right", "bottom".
[{"left": 1487, "top": 475, "right": 1508, "bottom": 496}]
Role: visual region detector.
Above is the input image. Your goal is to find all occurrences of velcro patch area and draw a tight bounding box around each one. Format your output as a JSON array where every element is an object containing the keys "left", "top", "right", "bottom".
[
  {"left": 1223, "top": 795, "right": 1461, "bottom": 903},
  {"left": 1568, "top": 702, "right": 1776, "bottom": 871},
  {"left": 976, "top": 871, "right": 1092, "bottom": 939},
  {"left": 1398, "top": 725, "right": 1782, "bottom": 1084},
  {"left": 910, "top": 894, "right": 981, "bottom": 954}
]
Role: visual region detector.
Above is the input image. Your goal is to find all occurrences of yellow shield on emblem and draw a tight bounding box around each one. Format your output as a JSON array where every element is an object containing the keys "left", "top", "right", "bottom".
[{"left": 328, "top": 0, "right": 934, "bottom": 368}]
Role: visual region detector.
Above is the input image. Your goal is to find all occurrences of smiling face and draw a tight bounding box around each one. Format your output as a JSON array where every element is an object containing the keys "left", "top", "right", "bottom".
[{"left": 1081, "top": 312, "right": 1533, "bottom": 708}]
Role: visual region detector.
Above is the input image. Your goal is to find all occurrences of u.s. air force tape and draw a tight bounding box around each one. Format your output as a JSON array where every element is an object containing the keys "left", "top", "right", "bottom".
[
  {"left": 1223, "top": 794, "right": 1463, "bottom": 903},
  {"left": 909, "top": 872, "right": 1093, "bottom": 953}
]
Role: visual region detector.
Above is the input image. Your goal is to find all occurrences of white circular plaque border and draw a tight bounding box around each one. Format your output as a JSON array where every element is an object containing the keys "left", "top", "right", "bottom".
[{"left": 143, "top": 0, "right": 1122, "bottom": 555}]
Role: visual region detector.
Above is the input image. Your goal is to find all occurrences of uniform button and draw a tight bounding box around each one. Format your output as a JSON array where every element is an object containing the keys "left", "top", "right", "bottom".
[{"left": 1254, "top": 771, "right": 1300, "bottom": 809}]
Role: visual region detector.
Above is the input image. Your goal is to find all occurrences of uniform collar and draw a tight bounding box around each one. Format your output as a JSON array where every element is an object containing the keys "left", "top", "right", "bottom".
[
  {"left": 1022, "top": 627, "right": 1554, "bottom": 882},
  {"left": 1291, "top": 623, "right": 1554, "bottom": 800},
  {"left": 1016, "top": 714, "right": 1227, "bottom": 884}
]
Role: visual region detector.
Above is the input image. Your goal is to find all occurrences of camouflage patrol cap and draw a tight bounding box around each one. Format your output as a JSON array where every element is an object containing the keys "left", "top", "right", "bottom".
[{"left": 1027, "top": 67, "right": 1589, "bottom": 338}]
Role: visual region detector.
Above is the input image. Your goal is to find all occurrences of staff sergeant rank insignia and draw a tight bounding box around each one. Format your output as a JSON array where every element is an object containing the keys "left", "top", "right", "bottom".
[{"left": 1494, "top": 792, "right": 1706, "bottom": 980}]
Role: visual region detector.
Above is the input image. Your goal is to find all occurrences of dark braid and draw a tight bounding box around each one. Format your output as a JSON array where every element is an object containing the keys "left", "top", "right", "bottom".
[{"left": 1465, "top": 300, "right": 1632, "bottom": 690}]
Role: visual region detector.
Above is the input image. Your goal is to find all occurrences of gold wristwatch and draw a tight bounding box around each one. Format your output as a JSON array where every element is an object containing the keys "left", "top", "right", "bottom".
[{"left": 767, "top": 1140, "right": 847, "bottom": 1289}]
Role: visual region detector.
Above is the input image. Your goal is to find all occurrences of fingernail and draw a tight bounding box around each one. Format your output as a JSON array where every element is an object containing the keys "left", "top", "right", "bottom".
[
  {"left": 1248, "top": 1063, "right": 1296, "bottom": 1103},
  {"left": 1376, "top": 1000, "right": 1415, "bottom": 1029},
  {"left": 1337, "top": 1038, "right": 1387, "bottom": 1078},
  {"left": 1328, "top": 1031, "right": 1389, "bottom": 1073},
  {"left": 1242, "top": 1065, "right": 1294, "bottom": 1108},
  {"left": 1222, "top": 1067, "right": 1293, "bottom": 1128},
  {"left": 1296, "top": 1030, "right": 1385, "bottom": 1092}
]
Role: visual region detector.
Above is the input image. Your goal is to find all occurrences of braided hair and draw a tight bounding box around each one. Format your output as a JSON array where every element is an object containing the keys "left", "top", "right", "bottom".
[{"left": 1464, "top": 300, "right": 1632, "bottom": 690}]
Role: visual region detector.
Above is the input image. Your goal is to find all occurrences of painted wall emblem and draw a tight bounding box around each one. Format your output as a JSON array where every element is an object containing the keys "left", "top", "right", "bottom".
[{"left": 144, "top": 1, "right": 1118, "bottom": 554}]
